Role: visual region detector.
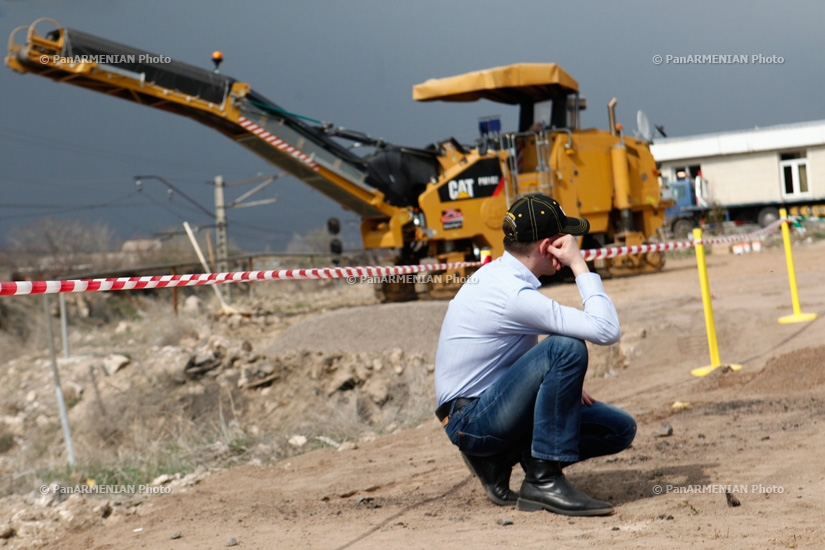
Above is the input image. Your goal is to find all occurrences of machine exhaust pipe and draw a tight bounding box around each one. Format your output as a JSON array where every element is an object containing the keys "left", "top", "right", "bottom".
[
  {"left": 608, "top": 98, "right": 632, "bottom": 233},
  {"left": 607, "top": 97, "right": 618, "bottom": 137}
]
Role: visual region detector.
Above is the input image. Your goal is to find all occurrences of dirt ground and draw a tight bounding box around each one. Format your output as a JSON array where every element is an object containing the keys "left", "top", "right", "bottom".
[{"left": 10, "top": 236, "right": 825, "bottom": 549}]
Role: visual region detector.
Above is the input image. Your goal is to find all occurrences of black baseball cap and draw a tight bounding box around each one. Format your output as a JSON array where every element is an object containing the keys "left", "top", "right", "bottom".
[{"left": 503, "top": 194, "right": 590, "bottom": 242}]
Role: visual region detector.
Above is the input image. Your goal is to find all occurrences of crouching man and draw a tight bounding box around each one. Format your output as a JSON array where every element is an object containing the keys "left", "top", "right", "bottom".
[{"left": 434, "top": 194, "right": 636, "bottom": 516}]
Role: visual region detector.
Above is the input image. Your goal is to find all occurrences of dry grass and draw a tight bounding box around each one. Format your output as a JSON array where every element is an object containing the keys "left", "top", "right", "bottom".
[{"left": 0, "top": 277, "right": 433, "bottom": 499}]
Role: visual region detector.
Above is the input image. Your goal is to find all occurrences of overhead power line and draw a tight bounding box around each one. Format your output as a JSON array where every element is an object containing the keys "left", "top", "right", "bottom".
[
  {"left": 0, "top": 192, "right": 144, "bottom": 221},
  {"left": 134, "top": 175, "right": 215, "bottom": 220},
  {"left": 0, "top": 125, "right": 229, "bottom": 173}
]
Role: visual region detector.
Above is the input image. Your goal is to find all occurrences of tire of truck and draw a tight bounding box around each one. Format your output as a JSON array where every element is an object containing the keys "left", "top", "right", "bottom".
[
  {"left": 672, "top": 219, "right": 695, "bottom": 241},
  {"left": 757, "top": 206, "right": 780, "bottom": 227}
]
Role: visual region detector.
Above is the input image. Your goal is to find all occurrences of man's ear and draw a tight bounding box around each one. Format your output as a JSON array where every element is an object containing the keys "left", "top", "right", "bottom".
[{"left": 537, "top": 238, "right": 553, "bottom": 256}]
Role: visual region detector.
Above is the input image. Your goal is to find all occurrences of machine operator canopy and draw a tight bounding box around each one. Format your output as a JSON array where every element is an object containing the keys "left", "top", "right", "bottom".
[{"left": 412, "top": 63, "right": 578, "bottom": 105}]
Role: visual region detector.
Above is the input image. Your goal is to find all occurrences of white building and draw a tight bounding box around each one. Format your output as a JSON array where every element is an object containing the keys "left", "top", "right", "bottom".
[{"left": 650, "top": 120, "right": 825, "bottom": 206}]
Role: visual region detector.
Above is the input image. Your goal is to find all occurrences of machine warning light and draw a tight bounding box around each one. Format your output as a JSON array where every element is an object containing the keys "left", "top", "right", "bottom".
[{"left": 211, "top": 51, "right": 223, "bottom": 73}]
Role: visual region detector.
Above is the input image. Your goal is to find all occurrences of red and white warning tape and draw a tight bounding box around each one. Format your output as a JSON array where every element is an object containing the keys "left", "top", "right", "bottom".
[
  {"left": 0, "top": 218, "right": 796, "bottom": 297},
  {"left": 0, "top": 262, "right": 481, "bottom": 297},
  {"left": 580, "top": 240, "right": 694, "bottom": 260},
  {"left": 702, "top": 218, "right": 785, "bottom": 245},
  {"left": 580, "top": 218, "right": 789, "bottom": 259}
]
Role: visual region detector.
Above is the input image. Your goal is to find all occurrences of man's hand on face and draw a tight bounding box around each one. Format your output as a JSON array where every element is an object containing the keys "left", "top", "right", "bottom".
[{"left": 542, "top": 235, "right": 589, "bottom": 277}]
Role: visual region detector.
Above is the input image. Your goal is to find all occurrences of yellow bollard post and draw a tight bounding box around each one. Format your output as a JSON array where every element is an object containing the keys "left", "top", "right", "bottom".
[
  {"left": 777, "top": 209, "right": 818, "bottom": 324},
  {"left": 690, "top": 228, "right": 742, "bottom": 377}
]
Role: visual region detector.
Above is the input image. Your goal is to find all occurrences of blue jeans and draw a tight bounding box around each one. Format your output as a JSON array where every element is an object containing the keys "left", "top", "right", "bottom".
[{"left": 443, "top": 335, "right": 636, "bottom": 463}]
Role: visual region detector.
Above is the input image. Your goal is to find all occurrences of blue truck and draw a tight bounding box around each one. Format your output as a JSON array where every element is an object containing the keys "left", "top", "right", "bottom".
[{"left": 663, "top": 175, "right": 825, "bottom": 240}]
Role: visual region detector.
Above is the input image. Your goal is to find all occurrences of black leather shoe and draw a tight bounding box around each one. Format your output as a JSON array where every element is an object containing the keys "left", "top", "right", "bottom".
[
  {"left": 517, "top": 459, "right": 613, "bottom": 516},
  {"left": 461, "top": 451, "right": 519, "bottom": 506}
]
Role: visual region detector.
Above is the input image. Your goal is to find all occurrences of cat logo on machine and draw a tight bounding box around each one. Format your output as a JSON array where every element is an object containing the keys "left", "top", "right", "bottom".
[
  {"left": 438, "top": 158, "right": 503, "bottom": 203},
  {"left": 448, "top": 179, "right": 475, "bottom": 200},
  {"left": 441, "top": 209, "right": 464, "bottom": 230}
]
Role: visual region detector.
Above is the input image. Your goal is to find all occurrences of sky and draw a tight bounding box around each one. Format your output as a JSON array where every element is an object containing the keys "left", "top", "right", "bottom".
[{"left": 1, "top": 0, "right": 824, "bottom": 254}]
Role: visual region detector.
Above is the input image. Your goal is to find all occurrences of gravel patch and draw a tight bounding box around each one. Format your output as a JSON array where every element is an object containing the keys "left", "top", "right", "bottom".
[{"left": 266, "top": 301, "right": 449, "bottom": 359}]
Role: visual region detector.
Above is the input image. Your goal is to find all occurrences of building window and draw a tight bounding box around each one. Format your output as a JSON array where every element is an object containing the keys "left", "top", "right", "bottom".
[{"left": 780, "top": 151, "right": 808, "bottom": 197}]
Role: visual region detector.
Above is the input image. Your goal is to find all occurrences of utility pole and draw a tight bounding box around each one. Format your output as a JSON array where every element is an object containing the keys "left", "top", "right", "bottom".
[
  {"left": 135, "top": 172, "right": 280, "bottom": 278},
  {"left": 214, "top": 175, "right": 229, "bottom": 274},
  {"left": 212, "top": 173, "right": 282, "bottom": 276}
]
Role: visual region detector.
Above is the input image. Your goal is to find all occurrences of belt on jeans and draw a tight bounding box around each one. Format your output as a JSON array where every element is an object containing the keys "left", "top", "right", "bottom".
[{"left": 435, "top": 397, "right": 476, "bottom": 427}]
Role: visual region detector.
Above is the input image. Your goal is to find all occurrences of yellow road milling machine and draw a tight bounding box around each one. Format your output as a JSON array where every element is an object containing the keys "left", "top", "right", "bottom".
[{"left": 7, "top": 19, "right": 670, "bottom": 300}]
